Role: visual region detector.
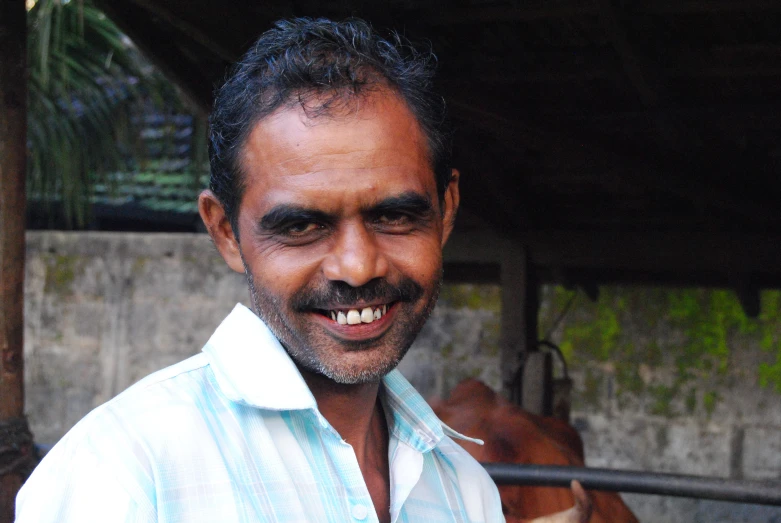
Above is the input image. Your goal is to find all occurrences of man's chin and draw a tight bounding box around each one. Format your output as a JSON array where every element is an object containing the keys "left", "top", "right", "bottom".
[{"left": 287, "top": 341, "right": 410, "bottom": 385}]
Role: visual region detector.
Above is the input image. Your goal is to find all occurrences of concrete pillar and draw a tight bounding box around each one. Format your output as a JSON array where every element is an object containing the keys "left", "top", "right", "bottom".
[{"left": 500, "top": 241, "right": 546, "bottom": 413}]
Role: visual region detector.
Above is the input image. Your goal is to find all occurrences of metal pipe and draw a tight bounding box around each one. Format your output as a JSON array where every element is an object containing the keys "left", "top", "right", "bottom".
[{"left": 482, "top": 464, "right": 781, "bottom": 506}]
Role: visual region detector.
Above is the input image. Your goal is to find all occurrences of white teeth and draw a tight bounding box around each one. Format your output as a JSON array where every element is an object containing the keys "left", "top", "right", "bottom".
[
  {"left": 346, "top": 310, "right": 362, "bottom": 325},
  {"left": 330, "top": 305, "right": 388, "bottom": 325}
]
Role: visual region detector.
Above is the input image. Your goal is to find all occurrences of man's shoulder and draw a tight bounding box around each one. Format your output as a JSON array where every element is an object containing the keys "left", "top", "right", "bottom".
[
  {"left": 17, "top": 355, "right": 215, "bottom": 521},
  {"left": 40, "top": 353, "right": 215, "bottom": 465},
  {"left": 115, "top": 352, "right": 212, "bottom": 401}
]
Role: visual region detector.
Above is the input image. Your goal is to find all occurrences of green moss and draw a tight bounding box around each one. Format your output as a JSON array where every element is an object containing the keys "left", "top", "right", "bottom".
[
  {"left": 560, "top": 304, "right": 621, "bottom": 363},
  {"left": 685, "top": 388, "right": 697, "bottom": 414},
  {"left": 439, "top": 284, "right": 501, "bottom": 313},
  {"left": 541, "top": 286, "right": 781, "bottom": 414},
  {"left": 44, "top": 254, "right": 80, "bottom": 295},
  {"left": 759, "top": 357, "right": 781, "bottom": 393},
  {"left": 703, "top": 391, "right": 720, "bottom": 417},
  {"left": 646, "top": 340, "right": 663, "bottom": 367},
  {"left": 615, "top": 361, "right": 644, "bottom": 395},
  {"left": 580, "top": 369, "right": 602, "bottom": 409},
  {"left": 648, "top": 384, "right": 677, "bottom": 416}
]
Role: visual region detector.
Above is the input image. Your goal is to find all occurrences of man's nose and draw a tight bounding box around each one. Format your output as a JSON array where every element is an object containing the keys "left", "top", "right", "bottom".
[{"left": 321, "top": 223, "right": 389, "bottom": 287}]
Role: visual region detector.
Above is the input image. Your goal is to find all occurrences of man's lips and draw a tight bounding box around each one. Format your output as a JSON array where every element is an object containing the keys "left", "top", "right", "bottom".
[
  {"left": 323, "top": 303, "right": 389, "bottom": 325},
  {"left": 309, "top": 302, "right": 398, "bottom": 341}
]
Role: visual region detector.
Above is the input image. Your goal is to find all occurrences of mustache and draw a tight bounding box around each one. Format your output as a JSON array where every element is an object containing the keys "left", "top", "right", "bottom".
[{"left": 291, "top": 278, "right": 425, "bottom": 311}]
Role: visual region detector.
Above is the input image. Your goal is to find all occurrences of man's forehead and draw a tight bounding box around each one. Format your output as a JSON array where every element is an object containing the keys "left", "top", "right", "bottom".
[{"left": 238, "top": 90, "right": 437, "bottom": 209}]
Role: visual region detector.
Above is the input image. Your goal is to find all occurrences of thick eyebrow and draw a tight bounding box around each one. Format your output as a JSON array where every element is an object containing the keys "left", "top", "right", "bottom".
[
  {"left": 258, "top": 205, "right": 333, "bottom": 231},
  {"left": 368, "top": 192, "right": 434, "bottom": 218},
  {"left": 258, "top": 192, "right": 434, "bottom": 232}
]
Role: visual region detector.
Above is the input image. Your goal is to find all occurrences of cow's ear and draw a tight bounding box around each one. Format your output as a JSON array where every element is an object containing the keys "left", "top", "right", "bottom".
[{"left": 198, "top": 190, "right": 245, "bottom": 274}]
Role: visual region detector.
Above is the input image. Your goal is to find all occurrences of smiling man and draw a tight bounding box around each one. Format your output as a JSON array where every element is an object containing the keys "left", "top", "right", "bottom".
[{"left": 16, "top": 18, "right": 503, "bottom": 523}]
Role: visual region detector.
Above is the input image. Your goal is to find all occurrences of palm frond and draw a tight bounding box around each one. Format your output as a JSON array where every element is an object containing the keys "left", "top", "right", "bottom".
[{"left": 27, "top": 0, "right": 189, "bottom": 228}]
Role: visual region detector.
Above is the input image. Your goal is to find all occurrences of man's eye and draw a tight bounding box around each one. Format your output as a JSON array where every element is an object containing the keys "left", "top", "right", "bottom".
[
  {"left": 376, "top": 212, "right": 410, "bottom": 226},
  {"left": 283, "top": 222, "right": 322, "bottom": 236}
]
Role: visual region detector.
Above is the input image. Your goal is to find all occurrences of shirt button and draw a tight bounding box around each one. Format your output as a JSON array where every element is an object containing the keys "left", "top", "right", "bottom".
[{"left": 351, "top": 503, "right": 368, "bottom": 520}]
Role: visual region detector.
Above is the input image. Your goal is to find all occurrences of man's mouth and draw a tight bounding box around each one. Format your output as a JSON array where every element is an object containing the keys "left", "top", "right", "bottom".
[{"left": 317, "top": 303, "right": 392, "bottom": 325}]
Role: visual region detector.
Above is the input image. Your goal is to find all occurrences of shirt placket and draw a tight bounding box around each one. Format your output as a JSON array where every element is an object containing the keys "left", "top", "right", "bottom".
[
  {"left": 313, "top": 410, "right": 381, "bottom": 523},
  {"left": 387, "top": 439, "right": 424, "bottom": 523}
]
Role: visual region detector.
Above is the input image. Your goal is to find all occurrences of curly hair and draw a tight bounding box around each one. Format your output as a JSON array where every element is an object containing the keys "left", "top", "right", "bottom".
[{"left": 208, "top": 17, "right": 452, "bottom": 237}]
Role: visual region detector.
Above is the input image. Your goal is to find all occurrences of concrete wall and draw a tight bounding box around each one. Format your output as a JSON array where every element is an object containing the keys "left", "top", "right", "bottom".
[
  {"left": 23, "top": 232, "right": 781, "bottom": 522},
  {"left": 23, "top": 231, "right": 503, "bottom": 443},
  {"left": 539, "top": 286, "right": 781, "bottom": 522}
]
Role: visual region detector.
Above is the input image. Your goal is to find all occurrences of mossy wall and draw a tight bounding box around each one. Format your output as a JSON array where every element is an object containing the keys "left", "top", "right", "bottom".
[
  {"left": 23, "top": 232, "right": 780, "bottom": 521},
  {"left": 540, "top": 286, "right": 781, "bottom": 417},
  {"left": 538, "top": 285, "right": 781, "bottom": 522}
]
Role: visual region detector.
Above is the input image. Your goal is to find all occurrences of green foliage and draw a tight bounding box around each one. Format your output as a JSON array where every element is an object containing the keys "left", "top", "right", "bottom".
[
  {"left": 27, "top": 0, "right": 194, "bottom": 228},
  {"left": 551, "top": 286, "right": 627, "bottom": 365},
  {"left": 438, "top": 284, "right": 501, "bottom": 313},
  {"left": 544, "top": 286, "right": 781, "bottom": 416}
]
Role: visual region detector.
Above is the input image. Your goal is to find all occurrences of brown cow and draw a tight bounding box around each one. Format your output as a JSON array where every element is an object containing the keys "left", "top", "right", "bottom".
[{"left": 430, "top": 379, "right": 639, "bottom": 523}]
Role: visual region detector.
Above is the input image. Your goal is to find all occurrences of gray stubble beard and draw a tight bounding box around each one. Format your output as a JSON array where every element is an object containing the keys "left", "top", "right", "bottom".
[{"left": 240, "top": 255, "right": 442, "bottom": 385}]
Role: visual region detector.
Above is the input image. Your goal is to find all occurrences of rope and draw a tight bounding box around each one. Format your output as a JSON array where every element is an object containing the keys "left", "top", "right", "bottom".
[{"left": 0, "top": 417, "right": 38, "bottom": 479}]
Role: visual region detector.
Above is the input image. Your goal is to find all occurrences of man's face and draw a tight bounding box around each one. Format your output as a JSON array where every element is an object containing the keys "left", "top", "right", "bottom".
[{"left": 201, "top": 90, "right": 459, "bottom": 384}]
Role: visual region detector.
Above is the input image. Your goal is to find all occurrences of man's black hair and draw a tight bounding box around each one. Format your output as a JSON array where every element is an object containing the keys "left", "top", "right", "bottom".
[{"left": 208, "top": 17, "right": 452, "bottom": 238}]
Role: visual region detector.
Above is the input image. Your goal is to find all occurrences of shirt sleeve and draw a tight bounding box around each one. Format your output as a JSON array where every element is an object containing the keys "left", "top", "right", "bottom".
[{"left": 16, "top": 420, "right": 157, "bottom": 523}]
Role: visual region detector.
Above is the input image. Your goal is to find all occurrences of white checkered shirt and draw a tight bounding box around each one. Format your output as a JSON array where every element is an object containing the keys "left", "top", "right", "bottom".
[{"left": 16, "top": 304, "right": 503, "bottom": 522}]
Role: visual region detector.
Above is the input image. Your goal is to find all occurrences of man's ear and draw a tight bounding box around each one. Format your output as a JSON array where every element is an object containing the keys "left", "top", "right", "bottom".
[
  {"left": 441, "top": 168, "right": 460, "bottom": 247},
  {"left": 198, "top": 190, "right": 245, "bottom": 274}
]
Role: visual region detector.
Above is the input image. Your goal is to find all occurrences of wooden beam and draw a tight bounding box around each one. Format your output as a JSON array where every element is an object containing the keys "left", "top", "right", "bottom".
[
  {"left": 124, "top": 0, "right": 239, "bottom": 63},
  {"left": 637, "top": 0, "right": 781, "bottom": 13},
  {"left": 523, "top": 230, "right": 781, "bottom": 288},
  {"left": 427, "top": 3, "right": 598, "bottom": 25},
  {"left": 596, "top": 0, "right": 709, "bottom": 154},
  {"left": 0, "top": 1, "right": 30, "bottom": 520},
  {"left": 97, "top": 0, "right": 213, "bottom": 114},
  {"left": 735, "top": 280, "right": 761, "bottom": 318},
  {"left": 597, "top": 0, "right": 660, "bottom": 107},
  {"left": 591, "top": 103, "right": 781, "bottom": 131},
  {"left": 443, "top": 229, "right": 504, "bottom": 265},
  {"left": 447, "top": 94, "right": 779, "bottom": 223},
  {"left": 418, "top": 0, "right": 781, "bottom": 27},
  {"left": 442, "top": 262, "right": 501, "bottom": 284}
]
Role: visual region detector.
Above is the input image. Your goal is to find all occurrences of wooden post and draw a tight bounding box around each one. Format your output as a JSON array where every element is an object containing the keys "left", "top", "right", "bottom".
[
  {"left": 500, "top": 241, "right": 545, "bottom": 412},
  {"left": 0, "top": 1, "right": 33, "bottom": 520}
]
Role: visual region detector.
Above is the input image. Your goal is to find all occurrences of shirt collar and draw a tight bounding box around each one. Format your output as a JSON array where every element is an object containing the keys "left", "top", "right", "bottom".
[
  {"left": 202, "top": 304, "right": 449, "bottom": 452},
  {"left": 202, "top": 304, "right": 318, "bottom": 411}
]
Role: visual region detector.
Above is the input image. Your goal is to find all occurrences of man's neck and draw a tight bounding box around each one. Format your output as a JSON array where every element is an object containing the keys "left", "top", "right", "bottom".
[
  {"left": 297, "top": 368, "right": 387, "bottom": 465},
  {"left": 297, "top": 367, "right": 392, "bottom": 523}
]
